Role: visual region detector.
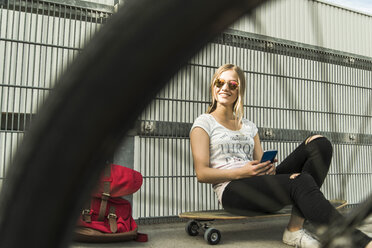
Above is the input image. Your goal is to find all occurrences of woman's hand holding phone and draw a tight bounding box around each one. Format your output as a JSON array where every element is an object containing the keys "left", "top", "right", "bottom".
[
  {"left": 254, "top": 160, "right": 276, "bottom": 176},
  {"left": 257, "top": 150, "right": 277, "bottom": 175},
  {"left": 262, "top": 159, "right": 277, "bottom": 175},
  {"left": 238, "top": 159, "right": 277, "bottom": 178}
]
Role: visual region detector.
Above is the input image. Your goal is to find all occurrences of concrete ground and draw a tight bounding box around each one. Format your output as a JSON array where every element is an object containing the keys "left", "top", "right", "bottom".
[{"left": 71, "top": 214, "right": 372, "bottom": 248}]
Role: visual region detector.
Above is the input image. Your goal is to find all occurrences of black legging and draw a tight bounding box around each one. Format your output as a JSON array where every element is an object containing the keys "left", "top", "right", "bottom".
[{"left": 222, "top": 137, "right": 371, "bottom": 247}]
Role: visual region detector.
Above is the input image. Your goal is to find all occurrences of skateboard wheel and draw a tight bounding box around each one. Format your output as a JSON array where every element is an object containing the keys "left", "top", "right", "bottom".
[
  {"left": 186, "top": 220, "right": 199, "bottom": 236},
  {"left": 204, "top": 227, "right": 221, "bottom": 245}
]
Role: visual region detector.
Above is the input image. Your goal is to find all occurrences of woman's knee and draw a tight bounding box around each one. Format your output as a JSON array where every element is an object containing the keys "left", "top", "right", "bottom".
[
  {"left": 305, "top": 134, "right": 325, "bottom": 145},
  {"left": 305, "top": 135, "right": 333, "bottom": 154}
]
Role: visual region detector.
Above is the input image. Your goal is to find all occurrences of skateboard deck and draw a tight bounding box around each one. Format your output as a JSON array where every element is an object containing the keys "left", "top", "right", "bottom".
[
  {"left": 179, "top": 199, "right": 347, "bottom": 245},
  {"left": 179, "top": 199, "right": 347, "bottom": 220}
]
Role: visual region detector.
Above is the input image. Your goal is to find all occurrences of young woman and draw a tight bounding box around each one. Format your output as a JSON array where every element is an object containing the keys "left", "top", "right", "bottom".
[{"left": 190, "top": 64, "right": 372, "bottom": 248}]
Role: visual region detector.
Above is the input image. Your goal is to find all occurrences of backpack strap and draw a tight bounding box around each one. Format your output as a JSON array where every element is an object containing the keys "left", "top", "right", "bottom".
[
  {"left": 98, "top": 165, "right": 111, "bottom": 221},
  {"left": 107, "top": 206, "right": 118, "bottom": 233}
]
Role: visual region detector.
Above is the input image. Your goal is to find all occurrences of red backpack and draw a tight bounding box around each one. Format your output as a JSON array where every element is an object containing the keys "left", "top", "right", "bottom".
[{"left": 74, "top": 164, "right": 147, "bottom": 243}]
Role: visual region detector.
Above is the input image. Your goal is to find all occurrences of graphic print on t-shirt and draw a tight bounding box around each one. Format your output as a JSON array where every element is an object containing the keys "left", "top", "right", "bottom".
[{"left": 219, "top": 133, "right": 253, "bottom": 163}]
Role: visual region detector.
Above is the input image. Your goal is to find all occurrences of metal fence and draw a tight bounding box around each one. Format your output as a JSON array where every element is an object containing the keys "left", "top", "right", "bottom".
[
  {"left": 0, "top": 0, "right": 112, "bottom": 189},
  {"left": 1, "top": 0, "right": 372, "bottom": 224}
]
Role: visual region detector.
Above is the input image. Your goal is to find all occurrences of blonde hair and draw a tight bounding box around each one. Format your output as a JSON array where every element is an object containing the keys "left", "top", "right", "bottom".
[{"left": 207, "top": 64, "right": 246, "bottom": 123}]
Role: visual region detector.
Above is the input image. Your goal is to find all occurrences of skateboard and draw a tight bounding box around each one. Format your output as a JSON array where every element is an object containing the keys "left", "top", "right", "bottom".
[{"left": 178, "top": 199, "right": 347, "bottom": 245}]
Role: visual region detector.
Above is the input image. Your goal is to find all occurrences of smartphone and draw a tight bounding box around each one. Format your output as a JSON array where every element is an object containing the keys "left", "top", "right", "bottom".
[{"left": 260, "top": 150, "right": 278, "bottom": 163}]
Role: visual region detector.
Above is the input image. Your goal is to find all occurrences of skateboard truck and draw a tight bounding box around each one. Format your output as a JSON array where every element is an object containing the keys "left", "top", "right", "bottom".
[{"left": 185, "top": 220, "right": 221, "bottom": 245}]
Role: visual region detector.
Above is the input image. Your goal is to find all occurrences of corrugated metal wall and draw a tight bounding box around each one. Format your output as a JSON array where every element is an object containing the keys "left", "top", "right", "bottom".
[
  {"left": 0, "top": 0, "right": 111, "bottom": 190},
  {"left": 231, "top": 0, "right": 372, "bottom": 58},
  {"left": 1, "top": 0, "right": 371, "bottom": 223}
]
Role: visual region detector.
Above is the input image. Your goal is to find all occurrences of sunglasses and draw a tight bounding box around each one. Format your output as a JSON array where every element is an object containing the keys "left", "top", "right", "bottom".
[{"left": 214, "top": 78, "right": 239, "bottom": 90}]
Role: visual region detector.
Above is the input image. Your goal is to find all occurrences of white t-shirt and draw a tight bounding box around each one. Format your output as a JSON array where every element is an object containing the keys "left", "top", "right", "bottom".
[{"left": 190, "top": 113, "right": 258, "bottom": 204}]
